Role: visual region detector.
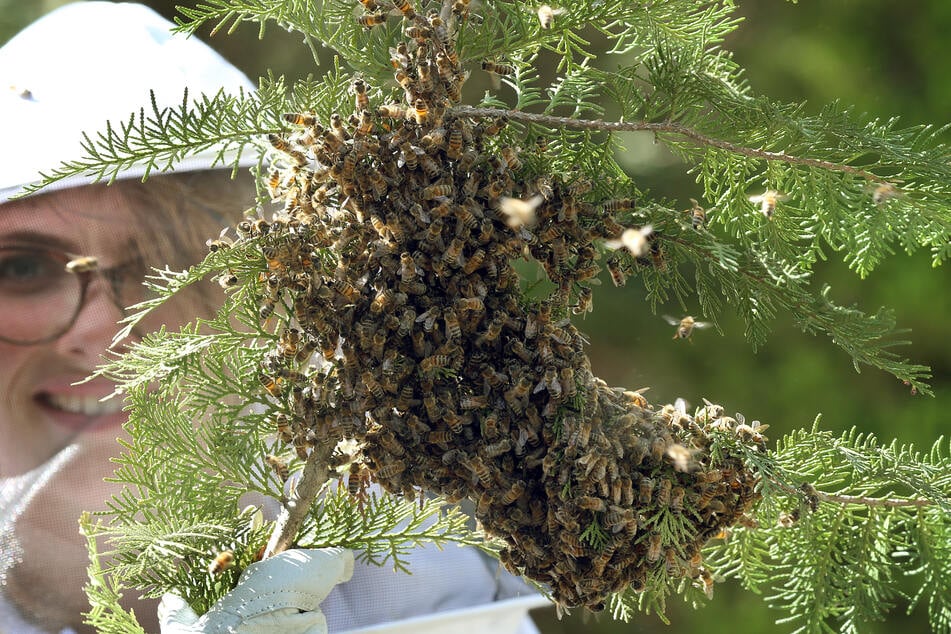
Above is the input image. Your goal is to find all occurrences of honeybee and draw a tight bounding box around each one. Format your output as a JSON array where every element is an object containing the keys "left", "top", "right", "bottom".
[
  {"left": 484, "top": 438, "right": 513, "bottom": 458},
  {"left": 699, "top": 568, "right": 715, "bottom": 599},
  {"left": 352, "top": 78, "right": 370, "bottom": 113},
  {"left": 420, "top": 354, "right": 451, "bottom": 373},
  {"left": 695, "top": 484, "right": 718, "bottom": 510},
  {"left": 656, "top": 479, "right": 672, "bottom": 506},
  {"left": 443, "top": 308, "right": 461, "bottom": 340},
  {"left": 446, "top": 126, "right": 463, "bottom": 160},
  {"left": 604, "top": 225, "right": 653, "bottom": 257},
  {"left": 559, "top": 367, "right": 576, "bottom": 398},
  {"left": 378, "top": 102, "right": 405, "bottom": 119},
  {"left": 638, "top": 477, "right": 654, "bottom": 504},
  {"left": 664, "top": 314, "right": 711, "bottom": 341},
  {"left": 375, "top": 460, "right": 407, "bottom": 479},
  {"left": 259, "top": 373, "right": 282, "bottom": 398},
  {"left": 499, "top": 146, "right": 522, "bottom": 171},
  {"left": 577, "top": 495, "right": 606, "bottom": 512},
  {"left": 748, "top": 189, "right": 788, "bottom": 219},
  {"left": 267, "top": 133, "right": 308, "bottom": 165},
  {"left": 423, "top": 182, "right": 453, "bottom": 199},
  {"left": 482, "top": 59, "right": 516, "bottom": 76},
  {"left": 467, "top": 456, "right": 494, "bottom": 486},
  {"left": 666, "top": 443, "right": 698, "bottom": 473},
  {"left": 265, "top": 453, "right": 290, "bottom": 482},
  {"left": 208, "top": 550, "right": 235, "bottom": 575},
  {"left": 602, "top": 198, "right": 635, "bottom": 213},
  {"left": 536, "top": 4, "right": 564, "bottom": 29},
  {"left": 871, "top": 182, "right": 901, "bottom": 205},
  {"left": 498, "top": 195, "right": 543, "bottom": 228},
  {"left": 688, "top": 198, "right": 706, "bottom": 228},
  {"left": 361, "top": 370, "right": 384, "bottom": 399},
  {"left": 392, "top": 0, "right": 416, "bottom": 18},
  {"left": 357, "top": 10, "right": 386, "bottom": 27},
  {"left": 735, "top": 418, "right": 770, "bottom": 445},
  {"left": 358, "top": 0, "right": 379, "bottom": 10},
  {"left": 482, "top": 116, "right": 508, "bottom": 137},
  {"left": 670, "top": 486, "right": 685, "bottom": 513},
  {"left": 645, "top": 533, "right": 663, "bottom": 562},
  {"left": 283, "top": 112, "right": 318, "bottom": 127},
  {"left": 412, "top": 98, "right": 430, "bottom": 125},
  {"left": 64, "top": 255, "right": 98, "bottom": 274},
  {"left": 572, "top": 286, "right": 593, "bottom": 315}
]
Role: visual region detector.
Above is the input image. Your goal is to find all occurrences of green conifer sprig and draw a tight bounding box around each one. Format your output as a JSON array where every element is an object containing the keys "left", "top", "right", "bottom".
[{"left": 22, "top": 0, "right": 949, "bottom": 631}]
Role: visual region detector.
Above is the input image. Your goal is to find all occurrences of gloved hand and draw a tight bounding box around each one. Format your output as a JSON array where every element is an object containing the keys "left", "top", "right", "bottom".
[{"left": 158, "top": 547, "right": 354, "bottom": 634}]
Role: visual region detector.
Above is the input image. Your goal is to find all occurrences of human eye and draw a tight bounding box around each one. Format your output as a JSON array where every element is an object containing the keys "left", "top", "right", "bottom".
[{"left": 0, "top": 247, "right": 67, "bottom": 296}]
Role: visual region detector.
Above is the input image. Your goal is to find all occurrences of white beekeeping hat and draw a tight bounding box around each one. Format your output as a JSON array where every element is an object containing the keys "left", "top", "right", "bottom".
[{"left": 0, "top": 1, "right": 257, "bottom": 202}]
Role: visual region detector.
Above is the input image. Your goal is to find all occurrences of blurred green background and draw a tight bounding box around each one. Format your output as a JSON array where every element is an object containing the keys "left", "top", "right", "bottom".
[{"left": 4, "top": 1, "right": 949, "bottom": 632}]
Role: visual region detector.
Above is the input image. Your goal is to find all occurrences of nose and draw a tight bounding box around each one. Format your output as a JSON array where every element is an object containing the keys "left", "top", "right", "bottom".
[{"left": 52, "top": 275, "right": 127, "bottom": 361}]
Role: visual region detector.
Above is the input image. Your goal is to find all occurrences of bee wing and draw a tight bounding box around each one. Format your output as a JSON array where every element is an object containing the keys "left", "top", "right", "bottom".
[
  {"left": 747, "top": 194, "right": 764, "bottom": 203},
  {"left": 674, "top": 397, "right": 688, "bottom": 414},
  {"left": 662, "top": 315, "right": 680, "bottom": 326},
  {"left": 693, "top": 321, "right": 713, "bottom": 329}
]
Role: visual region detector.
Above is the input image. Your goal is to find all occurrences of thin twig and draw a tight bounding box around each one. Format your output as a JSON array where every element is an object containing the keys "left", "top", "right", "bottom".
[
  {"left": 771, "top": 478, "right": 932, "bottom": 509},
  {"left": 451, "top": 105, "right": 882, "bottom": 182},
  {"left": 263, "top": 442, "right": 335, "bottom": 558}
]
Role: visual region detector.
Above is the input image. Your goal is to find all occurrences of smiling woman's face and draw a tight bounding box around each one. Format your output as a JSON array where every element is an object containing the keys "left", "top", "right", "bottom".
[{"left": 0, "top": 184, "right": 180, "bottom": 633}]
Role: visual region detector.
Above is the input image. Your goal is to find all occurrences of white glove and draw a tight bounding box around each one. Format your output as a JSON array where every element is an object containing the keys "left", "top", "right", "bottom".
[{"left": 158, "top": 548, "right": 354, "bottom": 634}]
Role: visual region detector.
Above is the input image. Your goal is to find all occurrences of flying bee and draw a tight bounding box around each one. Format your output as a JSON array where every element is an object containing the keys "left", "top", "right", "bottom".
[
  {"left": 536, "top": 4, "right": 564, "bottom": 28},
  {"left": 357, "top": 10, "right": 386, "bottom": 27},
  {"left": 871, "top": 182, "right": 901, "bottom": 205},
  {"left": 497, "top": 195, "right": 543, "bottom": 228},
  {"left": 748, "top": 189, "right": 788, "bottom": 219},
  {"left": 688, "top": 198, "right": 706, "bottom": 228},
  {"left": 64, "top": 255, "right": 98, "bottom": 274},
  {"left": 604, "top": 224, "right": 653, "bottom": 257},
  {"left": 666, "top": 443, "right": 698, "bottom": 473},
  {"left": 208, "top": 550, "right": 235, "bottom": 575},
  {"left": 357, "top": 0, "right": 379, "bottom": 10},
  {"left": 392, "top": 0, "right": 416, "bottom": 19},
  {"left": 265, "top": 454, "right": 290, "bottom": 482},
  {"left": 482, "top": 59, "right": 516, "bottom": 76},
  {"left": 664, "top": 314, "right": 712, "bottom": 341}
]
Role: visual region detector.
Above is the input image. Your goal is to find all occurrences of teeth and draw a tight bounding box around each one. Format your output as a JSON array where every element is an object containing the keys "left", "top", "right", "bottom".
[{"left": 44, "top": 393, "right": 124, "bottom": 416}]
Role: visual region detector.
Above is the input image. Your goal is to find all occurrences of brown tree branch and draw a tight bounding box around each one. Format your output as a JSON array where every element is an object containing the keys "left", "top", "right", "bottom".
[{"left": 451, "top": 105, "right": 882, "bottom": 182}]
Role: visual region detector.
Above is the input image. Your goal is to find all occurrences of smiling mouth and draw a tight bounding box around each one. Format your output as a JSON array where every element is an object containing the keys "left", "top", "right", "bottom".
[{"left": 37, "top": 392, "right": 125, "bottom": 417}]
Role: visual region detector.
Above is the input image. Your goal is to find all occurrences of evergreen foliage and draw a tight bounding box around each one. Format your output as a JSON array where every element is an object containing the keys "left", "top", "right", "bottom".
[{"left": 25, "top": 0, "right": 951, "bottom": 632}]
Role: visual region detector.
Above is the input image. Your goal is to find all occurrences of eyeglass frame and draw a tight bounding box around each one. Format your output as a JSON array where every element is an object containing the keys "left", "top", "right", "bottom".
[{"left": 0, "top": 244, "right": 146, "bottom": 346}]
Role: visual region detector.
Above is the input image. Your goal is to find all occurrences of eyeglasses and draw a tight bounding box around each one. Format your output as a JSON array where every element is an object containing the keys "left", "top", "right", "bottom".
[{"left": 0, "top": 245, "right": 147, "bottom": 345}]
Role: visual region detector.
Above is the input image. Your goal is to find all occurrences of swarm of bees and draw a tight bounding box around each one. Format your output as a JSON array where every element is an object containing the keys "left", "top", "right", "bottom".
[{"left": 229, "top": 0, "right": 763, "bottom": 611}]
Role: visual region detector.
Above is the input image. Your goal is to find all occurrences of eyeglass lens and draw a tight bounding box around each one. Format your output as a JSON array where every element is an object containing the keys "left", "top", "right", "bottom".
[{"left": 0, "top": 247, "right": 83, "bottom": 344}]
